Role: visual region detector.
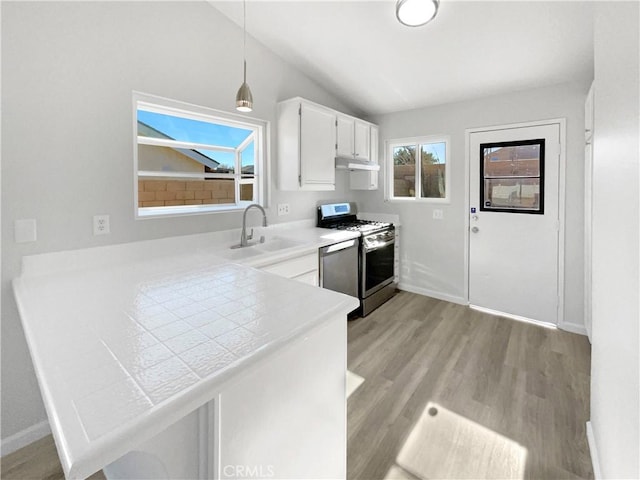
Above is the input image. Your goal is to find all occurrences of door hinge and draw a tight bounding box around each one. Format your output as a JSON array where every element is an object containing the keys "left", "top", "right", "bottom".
[
  {"left": 298, "top": 174, "right": 302, "bottom": 185},
  {"left": 298, "top": 105, "right": 302, "bottom": 116}
]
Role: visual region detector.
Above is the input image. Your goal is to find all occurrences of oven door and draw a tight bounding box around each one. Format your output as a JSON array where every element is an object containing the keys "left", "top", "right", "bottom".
[{"left": 362, "top": 238, "right": 395, "bottom": 298}]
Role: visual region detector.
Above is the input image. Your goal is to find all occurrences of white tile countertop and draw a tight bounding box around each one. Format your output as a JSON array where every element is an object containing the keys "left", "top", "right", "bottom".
[{"left": 12, "top": 223, "right": 360, "bottom": 479}]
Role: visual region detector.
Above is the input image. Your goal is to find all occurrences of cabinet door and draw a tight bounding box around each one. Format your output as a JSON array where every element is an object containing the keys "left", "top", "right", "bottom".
[
  {"left": 218, "top": 315, "right": 346, "bottom": 479},
  {"left": 585, "top": 82, "right": 594, "bottom": 142},
  {"left": 300, "top": 103, "right": 336, "bottom": 187},
  {"left": 336, "top": 115, "right": 355, "bottom": 158},
  {"left": 349, "top": 125, "right": 378, "bottom": 190},
  {"left": 349, "top": 170, "right": 378, "bottom": 190},
  {"left": 260, "top": 253, "right": 318, "bottom": 279},
  {"left": 370, "top": 125, "right": 379, "bottom": 164},
  {"left": 354, "top": 121, "right": 370, "bottom": 161}
]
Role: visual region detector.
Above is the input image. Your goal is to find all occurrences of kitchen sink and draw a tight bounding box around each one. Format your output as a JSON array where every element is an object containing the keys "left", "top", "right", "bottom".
[
  {"left": 227, "top": 236, "right": 305, "bottom": 256},
  {"left": 255, "top": 237, "right": 305, "bottom": 252},
  {"left": 224, "top": 247, "right": 264, "bottom": 260}
]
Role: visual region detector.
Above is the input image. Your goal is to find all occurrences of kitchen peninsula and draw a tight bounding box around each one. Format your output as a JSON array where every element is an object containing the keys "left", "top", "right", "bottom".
[{"left": 13, "top": 225, "right": 360, "bottom": 479}]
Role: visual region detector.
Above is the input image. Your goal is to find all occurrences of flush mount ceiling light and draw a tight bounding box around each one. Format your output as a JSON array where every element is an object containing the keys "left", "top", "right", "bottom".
[
  {"left": 396, "top": 0, "right": 439, "bottom": 27},
  {"left": 235, "top": 0, "right": 253, "bottom": 112}
]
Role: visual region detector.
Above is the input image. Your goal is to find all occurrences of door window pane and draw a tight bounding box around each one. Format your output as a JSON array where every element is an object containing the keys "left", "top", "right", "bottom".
[
  {"left": 483, "top": 178, "right": 540, "bottom": 210},
  {"left": 480, "top": 139, "right": 544, "bottom": 214},
  {"left": 393, "top": 145, "right": 416, "bottom": 197},
  {"left": 484, "top": 144, "right": 541, "bottom": 177}
]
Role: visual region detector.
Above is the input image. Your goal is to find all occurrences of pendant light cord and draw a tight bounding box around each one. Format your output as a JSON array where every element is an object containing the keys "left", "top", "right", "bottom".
[{"left": 243, "top": 0, "right": 247, "bottom": 83}]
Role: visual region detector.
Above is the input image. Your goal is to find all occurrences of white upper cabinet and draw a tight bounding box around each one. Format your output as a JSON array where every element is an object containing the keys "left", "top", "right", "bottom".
[
  {"left": 585, "top": 82, "right": 594, "bottom": 142},
  {"left": 277, "top": 97, "right": 379, "bottom": 191},
  {"left": 277, "top": 98, "right": 336, "bottom": 191},
  {"left": 354, "top": 120, "right": 371, "bottom": 160},
  {"left": 336, "top": 116, "right": 355, "bottom": 159},
  {"left": 337, "top": 115, "right": 371, "bottom": 161},
  {"left": 350, "top": 125, "right": 379, "bottom": 190}
]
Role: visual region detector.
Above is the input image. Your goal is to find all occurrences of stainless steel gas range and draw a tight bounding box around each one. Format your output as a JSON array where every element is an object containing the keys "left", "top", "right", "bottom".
[{"left": 317, "top": 202, "right": 396, "bottom": 316}]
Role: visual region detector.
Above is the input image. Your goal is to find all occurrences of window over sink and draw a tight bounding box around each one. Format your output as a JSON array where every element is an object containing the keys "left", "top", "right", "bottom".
[
  {"left": 386, "top": 135, "right": 450, "bottom": 203},
  {"left": 134, "top": 92, "right": 268, "bottom": 218}
]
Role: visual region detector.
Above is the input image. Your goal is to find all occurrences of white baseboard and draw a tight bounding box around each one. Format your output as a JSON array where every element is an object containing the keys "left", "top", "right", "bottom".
[
  {"left": 586, "top": 421, "right": 602, "bottom": 479},
  {"left": 559, "top": 321, "right": 588, "bottom": 336},
  {"left": 1, "top": 420, "right": 51, "bottom": 457},
  {"left": 397, "top": 283, "right": 466, "bottom": 306}
]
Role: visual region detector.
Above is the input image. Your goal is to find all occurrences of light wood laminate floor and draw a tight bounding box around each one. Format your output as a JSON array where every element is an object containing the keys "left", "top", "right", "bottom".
[
  {"left": 0, "top": 434, "right": 105, "bottom": 480},
  {"left": 347, "top": 292, "right": 593, "bottom": 479},
  {"left": 2, "top": 292, "right": 592, "bottom": 479}
]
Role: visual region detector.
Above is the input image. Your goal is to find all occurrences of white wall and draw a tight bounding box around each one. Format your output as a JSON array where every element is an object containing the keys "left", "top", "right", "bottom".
[
  {"left": 0, "top": 1, "right": 357, "bottom": 444},
  {"left": 355, "top": 82, "right": 588, "bottom": 329},
  {"left": 589, "top": 2, "right": 640, "bottom": 478}
]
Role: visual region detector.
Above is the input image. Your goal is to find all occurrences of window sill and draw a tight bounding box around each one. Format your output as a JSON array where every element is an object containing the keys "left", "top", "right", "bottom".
[
  {"left": 137, "top": 203, "right": 257, "bottom": 219},
  {"left": 386, "top": 197, "right": 450, "bottom": 205}
]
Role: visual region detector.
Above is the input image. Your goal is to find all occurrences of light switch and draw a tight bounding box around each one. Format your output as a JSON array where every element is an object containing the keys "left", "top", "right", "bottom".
[{"left": 15, "top": 219, "right": 37, "bottom": 243}]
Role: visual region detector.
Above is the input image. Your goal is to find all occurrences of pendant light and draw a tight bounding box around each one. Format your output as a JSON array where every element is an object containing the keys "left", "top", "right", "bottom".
[
  {"left": 236, "top": 0, "right": 253, "bottom": 112},
  {"left": 396, "top": 0, "right": 439, "bottom": 27}
]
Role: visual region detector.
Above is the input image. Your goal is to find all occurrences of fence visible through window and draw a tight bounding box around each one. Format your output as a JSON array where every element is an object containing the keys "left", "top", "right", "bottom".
[
  {"left": 480, "top": 139, "right": 545, "bottom": 214},
  {"left": 134, "top": 94, "right": 265, "bottom": 217}
]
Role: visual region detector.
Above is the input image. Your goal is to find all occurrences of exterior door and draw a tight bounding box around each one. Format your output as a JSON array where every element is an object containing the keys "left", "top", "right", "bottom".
[{"left": 469, "top": 123, "right": 561, "bottom": 325}]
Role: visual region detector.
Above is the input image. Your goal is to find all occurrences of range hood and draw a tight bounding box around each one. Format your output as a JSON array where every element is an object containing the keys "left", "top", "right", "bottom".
[{"left": 335, "top": 157, "right": 380, "bottom": 171}]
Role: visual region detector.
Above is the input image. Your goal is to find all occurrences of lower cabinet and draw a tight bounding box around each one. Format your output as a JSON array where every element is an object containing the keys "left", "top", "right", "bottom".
[
  {"left": 103, "top": 314, "right": 347, "bottom": 480},
  {"left": 259, "top": 252, "right": 319, "bottom": 286}
]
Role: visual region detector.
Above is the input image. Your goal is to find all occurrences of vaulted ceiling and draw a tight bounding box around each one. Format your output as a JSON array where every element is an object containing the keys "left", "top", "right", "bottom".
[{"left": 210, "top": 1, "right": 595, "bottom": 116}]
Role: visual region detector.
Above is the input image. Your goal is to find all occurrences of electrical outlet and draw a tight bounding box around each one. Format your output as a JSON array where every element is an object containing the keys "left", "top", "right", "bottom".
[
  {"left": 277, "top": 203, "right": 290, "bottom": 216},
  {"left": 433, "top": 209, "right": 444, "bottom": 220},
  {"left": 93, "top": 215, "right": 110, "bottom": 235}
]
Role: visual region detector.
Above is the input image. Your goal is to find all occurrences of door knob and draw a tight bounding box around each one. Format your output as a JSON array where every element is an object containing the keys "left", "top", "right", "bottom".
[{"left": 471, "top": 226, "right": 479, "bottom": 233}]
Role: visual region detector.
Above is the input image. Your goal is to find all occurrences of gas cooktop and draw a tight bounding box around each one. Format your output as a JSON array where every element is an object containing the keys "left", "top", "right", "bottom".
[
  {"left": 332, "top": 219, "right": 392, "bottom": 234},
  {"left": 317, "top": 202, "right": 393, "bottom": 236}
]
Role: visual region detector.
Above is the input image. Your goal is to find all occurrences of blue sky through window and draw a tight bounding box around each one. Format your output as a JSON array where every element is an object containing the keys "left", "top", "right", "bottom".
[
  {"left": 138, "top": 110, "right": 254, "bottom": 169},
  {"left": 421, "top": 142, "right": 446, "bottom": 164}
]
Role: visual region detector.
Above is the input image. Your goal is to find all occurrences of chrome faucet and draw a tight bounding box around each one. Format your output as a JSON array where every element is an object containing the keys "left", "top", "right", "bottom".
[{"left": 238, "top": 203, "right": 267, "bottom": 247}]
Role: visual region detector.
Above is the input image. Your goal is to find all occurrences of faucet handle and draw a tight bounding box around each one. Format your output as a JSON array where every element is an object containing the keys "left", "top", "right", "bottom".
[{"left": 247, "top": 228, "right": 254, "bottom": 240}]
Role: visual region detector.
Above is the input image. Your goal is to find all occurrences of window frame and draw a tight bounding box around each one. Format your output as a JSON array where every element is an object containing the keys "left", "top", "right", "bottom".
[
  {"left": 133, "top": 91, "right": 269, "bottom": 219},
  {"left": 385, "top": 135, "right": 451, "bottom": 203}
]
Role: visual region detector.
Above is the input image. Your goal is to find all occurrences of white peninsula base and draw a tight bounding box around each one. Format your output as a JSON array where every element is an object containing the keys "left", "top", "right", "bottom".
[{"left": 104, "top": 314, "right": 346, "bottom": 480}]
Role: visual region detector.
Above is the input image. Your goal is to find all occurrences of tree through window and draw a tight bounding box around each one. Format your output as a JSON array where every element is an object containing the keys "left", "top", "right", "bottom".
[{"left": 388, "top": 136, "right": 449, "bottom": 201}]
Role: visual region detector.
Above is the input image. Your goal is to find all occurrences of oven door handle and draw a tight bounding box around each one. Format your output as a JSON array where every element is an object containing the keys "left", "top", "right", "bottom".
[
  {"left": 363, "top": 238, "right": 395, "bottom": 253},
  {"left": 321, "top": 239, "right": 358, "bottom": 255}
]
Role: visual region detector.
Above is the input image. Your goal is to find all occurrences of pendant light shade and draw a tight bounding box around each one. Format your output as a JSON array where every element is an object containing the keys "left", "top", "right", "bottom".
[
  {"left": 236, "top": 0, "right": 253, "bottom": 112},
  {"left": 396, "top": 0, "right": 439, "bottom": 27},
  {"left": 236, "top": 61, "right": 253, "bottom": 113}
]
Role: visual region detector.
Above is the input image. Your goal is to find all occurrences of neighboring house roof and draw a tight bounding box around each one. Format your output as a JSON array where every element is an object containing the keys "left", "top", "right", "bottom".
[
  {"left": 485, "top": 145, "right": 539, "bottom": 162},
  {"left": 138, "top": 121, "right": 220, "bottom": 170}
]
